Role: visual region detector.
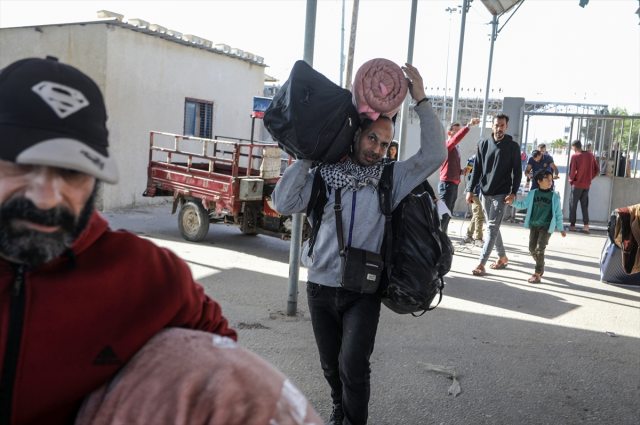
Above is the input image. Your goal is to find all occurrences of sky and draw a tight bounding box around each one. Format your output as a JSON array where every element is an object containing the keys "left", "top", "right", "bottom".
[{"left": 1, "top": 0, "right": 639, "bottom": 143}]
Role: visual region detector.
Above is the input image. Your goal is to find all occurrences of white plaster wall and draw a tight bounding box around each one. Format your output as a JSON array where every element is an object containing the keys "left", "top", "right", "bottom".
[
  {"left": 561, "top": 175, "right": 640, "bottom": 223},
  {"left": 101, "top": 24, "right": 265, "bottom": 211},
  {"left": 562, "top": 176, "right": 613, "bottom": 223},
  {"left": 0, "top": 23, "right": 265, "bottom": 211},
  {"left": 610, "top": 178, "right": 640, "bottom": 211},
  {"left": 0, "top": 25, "right": 108, "bottom": 92}
]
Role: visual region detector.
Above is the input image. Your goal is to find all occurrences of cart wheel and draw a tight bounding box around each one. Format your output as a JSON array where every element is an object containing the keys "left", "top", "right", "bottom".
[{"left": 178, "top": 201, "right": 210, "bottom": 242}]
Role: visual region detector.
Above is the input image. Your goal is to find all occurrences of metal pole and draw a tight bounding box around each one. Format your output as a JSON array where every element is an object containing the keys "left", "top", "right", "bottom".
[
  {"left": 480, "top": 14, "right": 497, "bottom": 139},
  {"left": 344, "top": 0, "right": 360, "bottom": 91},
  {"left": 563, "top": 118, "right": 574, "bottom": 217},
  {"left": 451, "top": 0, "right": 469, "bottom": 124},
  {"left": 597, "top": 119, "right": 604, "bottom": 157},
  {"left": 340, "top": 0, "right": 345, "bottom": 87},
  {"left": 287, "top": 0, "right": 317, "bottom": 317},
  {"left": 634, "top": 128, "right": 640, "bottom": 177},
  {"left": 443, "top": 7, "right": 455, "bottom": 122},
  {"left": 608, "top": 119, "right": 616, "bottom": 157},
  {"left": 303, "top": 0, "right": 317, "bottom": 65},
  {"left": 398, "top": 0, "right": 418, "bottom": 161},
  {"left": 625, "top": 120, "right": 634, "bottom": 177},
  {"left": 523, "top": 114, "right": 530, "bottom": 153},
  {"left": 616, "top": 120, "right": 625, "bottom": 177},
  {"left": 585, "top": 119, "right": 591, "bottom": 148},
  {"left": 606, "top": 119, "right": 623, "bottom": 216}
]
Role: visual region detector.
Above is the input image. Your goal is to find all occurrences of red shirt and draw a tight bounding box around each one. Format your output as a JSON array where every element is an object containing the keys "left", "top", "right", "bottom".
[
  {"left": 569, "top": 151, "right": 600, "bottom": 189},
  {"left": 440, "top": 125, "right": 470, "bottom": 184},
  {"left": 0, "top": 211, "right": 237, "bottom": 425}
]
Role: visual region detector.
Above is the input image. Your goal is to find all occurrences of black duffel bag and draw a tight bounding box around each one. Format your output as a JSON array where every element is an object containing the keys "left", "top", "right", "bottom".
[{"left": 263, "top": 60, "right": 360, "bottom": 164}]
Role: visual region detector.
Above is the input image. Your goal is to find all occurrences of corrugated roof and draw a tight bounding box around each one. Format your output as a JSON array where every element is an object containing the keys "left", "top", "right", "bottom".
[{"left": 2, "top": 19, "right": 268, "bottom": 67}]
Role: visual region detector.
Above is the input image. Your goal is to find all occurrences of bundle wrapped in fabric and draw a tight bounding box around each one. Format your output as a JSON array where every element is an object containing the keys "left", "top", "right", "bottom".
[
  {"left": 351, "top": 58, "right": 408, "bottom": 121},
  {"left": 75, "top": 328, "right": 323, "bottom": 425}
]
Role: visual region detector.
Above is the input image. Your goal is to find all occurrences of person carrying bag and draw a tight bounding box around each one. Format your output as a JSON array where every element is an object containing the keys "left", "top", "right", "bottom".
[{"left": 272, "top": 63, "right": 446, "bottom": 425}]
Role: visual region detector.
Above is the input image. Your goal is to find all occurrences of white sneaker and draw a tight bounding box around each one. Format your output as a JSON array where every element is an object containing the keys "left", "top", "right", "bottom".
[
  {"left": 474, "top": 239, "right": 485, "bottom": 248},
  {"left": 463, "top": 236, "right": 474, "bottom": 244}
]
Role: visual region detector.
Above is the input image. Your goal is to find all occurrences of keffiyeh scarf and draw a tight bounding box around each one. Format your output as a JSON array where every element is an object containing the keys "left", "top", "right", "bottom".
[{"left": 320, "top": 157, "right": 385, "bottom": 192}]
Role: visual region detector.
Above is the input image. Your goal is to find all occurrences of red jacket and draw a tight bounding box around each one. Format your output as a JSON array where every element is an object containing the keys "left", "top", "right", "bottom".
[
  {"left": 439, "top": 125, "right": 470, "bottom": 184},
  {"left": 569, "top": 151, "right": 600, "bottom": 189},
  {"left": 0, "top": 211, "right": 237, "bottom": 425}
]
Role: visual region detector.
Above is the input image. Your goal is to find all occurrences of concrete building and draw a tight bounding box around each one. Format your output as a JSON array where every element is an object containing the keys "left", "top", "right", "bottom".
[{"left": 0, "top": 16, "right": 267, "bottom": 211}]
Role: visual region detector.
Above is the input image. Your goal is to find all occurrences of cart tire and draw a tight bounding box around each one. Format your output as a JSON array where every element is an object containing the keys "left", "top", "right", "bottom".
[{"left": 178, "top": 201, "right": 210, "bottom": 242}]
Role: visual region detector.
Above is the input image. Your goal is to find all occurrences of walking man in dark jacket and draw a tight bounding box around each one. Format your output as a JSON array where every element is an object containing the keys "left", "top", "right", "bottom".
[
  {"left": 466, "top": 113, "right": 521, "bottom": 276},
  {"left": 438, "top": 117, "right": 480, "bottom": 234}
]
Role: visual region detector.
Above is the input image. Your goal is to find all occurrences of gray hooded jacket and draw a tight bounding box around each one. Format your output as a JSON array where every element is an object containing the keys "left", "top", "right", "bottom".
[{"left": 271, "top": 101, "right": 446, "bottom": 287}]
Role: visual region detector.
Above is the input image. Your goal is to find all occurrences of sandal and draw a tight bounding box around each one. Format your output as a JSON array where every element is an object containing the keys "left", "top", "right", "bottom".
[
  {"left": 472, "top": 265, "right": 486, "bottom": 276},
  {"left": 490, "top": 262, "right": 508, "bottom": 269},
  {"left": 528, "top": 274, "right": 541, "bottom": 283}
]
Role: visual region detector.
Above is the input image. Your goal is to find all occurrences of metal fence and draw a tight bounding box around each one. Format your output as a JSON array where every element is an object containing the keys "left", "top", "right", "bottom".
[{"left": 524, "top": 113, "right": 640, "bottom": 179}]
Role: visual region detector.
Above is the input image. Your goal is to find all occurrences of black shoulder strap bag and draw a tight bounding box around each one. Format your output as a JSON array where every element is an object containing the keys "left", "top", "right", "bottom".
[{"left": 334, "top": 187, "right": 384, "bottom": 294}]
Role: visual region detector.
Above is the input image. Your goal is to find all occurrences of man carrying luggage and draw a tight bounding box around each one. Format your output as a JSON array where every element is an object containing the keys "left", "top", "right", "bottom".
[
  {"left": 0, "top": 57, "right": 237, "bottom": 425},
  {"left": 272, "top": 63, "right": 446, "bottom": 425}
]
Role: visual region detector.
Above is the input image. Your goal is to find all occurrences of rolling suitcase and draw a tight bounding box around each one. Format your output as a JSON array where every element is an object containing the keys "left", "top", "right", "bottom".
[{"left": 600, "top": 213, "right": 640, "bottom": 285}]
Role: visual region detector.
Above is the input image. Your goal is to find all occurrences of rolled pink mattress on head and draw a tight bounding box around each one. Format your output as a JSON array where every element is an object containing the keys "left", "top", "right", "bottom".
[{"left": 352, "top": 58, "right": 408, "bottom": 121}]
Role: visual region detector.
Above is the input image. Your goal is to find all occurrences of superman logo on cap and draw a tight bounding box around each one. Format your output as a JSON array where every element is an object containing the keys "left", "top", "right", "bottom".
[{"left": 32, "top": 81, "right": 90, "bottom": 119}]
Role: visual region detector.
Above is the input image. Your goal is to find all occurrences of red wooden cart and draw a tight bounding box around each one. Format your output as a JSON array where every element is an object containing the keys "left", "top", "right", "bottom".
[{"left": 143, "top": 131, "right": 310, "bottom": 242}]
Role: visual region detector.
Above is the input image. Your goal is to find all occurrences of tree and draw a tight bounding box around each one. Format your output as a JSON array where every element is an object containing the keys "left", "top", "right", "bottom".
[
  {"left": 610, "top": 107, "right": 640, "bottom": 153},
  {"left": 578, "top": 107, "right": 639, "bottom": 154},
  {"left": 551, "top": 138, "right": 567, "bottom": 149}
]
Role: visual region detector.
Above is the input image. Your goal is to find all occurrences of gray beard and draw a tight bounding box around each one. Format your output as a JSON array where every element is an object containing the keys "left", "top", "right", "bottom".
[{"left": 0, "top": 186, "right": 97, "bottom": 268}]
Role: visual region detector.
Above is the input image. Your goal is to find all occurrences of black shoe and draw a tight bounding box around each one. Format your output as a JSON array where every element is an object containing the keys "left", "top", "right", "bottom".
[{"left": 327, "top": 403, "right": 345, "bottom": 425}]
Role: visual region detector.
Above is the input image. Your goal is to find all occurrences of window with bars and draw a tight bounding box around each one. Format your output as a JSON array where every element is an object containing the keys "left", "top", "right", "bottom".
[{"left": 184, "top": 99, "right": 213, "bottom": 138}]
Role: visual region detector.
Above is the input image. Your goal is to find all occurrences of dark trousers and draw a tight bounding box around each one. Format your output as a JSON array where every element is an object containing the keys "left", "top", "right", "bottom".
[
  {"left": 529, "top": 226, "right": 552, "bottom": 274},
  {"left": 569, "top": 186, "right": 590, "bottom": 226},
  {"left": 307, "top": 282, "right": 381, "bottom": 425},
  {"left": 438, "top": 180, "right": 459, "bottom": 234}
]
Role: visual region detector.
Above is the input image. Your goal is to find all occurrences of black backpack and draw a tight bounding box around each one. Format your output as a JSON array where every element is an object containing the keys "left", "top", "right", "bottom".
[
  {"left": 378, "top": 163, "right": 453, "bottom": 315},
  {"left": 305, "top": 163, "right": 453, "bottom": 315},
  {"left": 263, "top": 60, "right": 360, "bottom": 163}
]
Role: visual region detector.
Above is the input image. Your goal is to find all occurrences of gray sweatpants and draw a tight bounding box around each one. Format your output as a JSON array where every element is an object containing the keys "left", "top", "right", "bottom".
[{"left": 479, "top": 194, "right": 508, "bottom": 265}]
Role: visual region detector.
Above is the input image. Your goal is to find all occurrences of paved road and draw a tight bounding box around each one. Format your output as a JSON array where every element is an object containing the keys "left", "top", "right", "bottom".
[{"left": 107, "top": 204, "right": 640, "bottom": 424}]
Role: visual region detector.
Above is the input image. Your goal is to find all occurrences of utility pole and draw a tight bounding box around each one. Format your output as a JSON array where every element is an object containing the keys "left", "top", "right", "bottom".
[
  {"left": 287, "top": 0, "right": 317, "bottom": 317},
  {"left": 344, "top": 0, "right": 360, "bottom": 91},
  {"left": 480, "top": 14, "right": 497, "bottom": 139},
  {"left": 340, "top": 0, "right": 346, "bottom": 87},
  {"left": 451, "top": 0, "right": 470, "bottom": 124},
  {"left": 398, "top": 0, "right": 418, "bottom": 160},
  {"left": 443, "top": 6, "right": 457, "bottom": 124}
]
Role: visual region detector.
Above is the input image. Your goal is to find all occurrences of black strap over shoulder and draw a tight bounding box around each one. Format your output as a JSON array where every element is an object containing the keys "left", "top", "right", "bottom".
[
  {"left": 307, "top": 167, "right": 328, "bottom": 258},
  {"left": 334, "top": 188, "right": 345, "bottom": 257},
  {"left": 379, "top": 163, "right": 394, "bottom": 278}
]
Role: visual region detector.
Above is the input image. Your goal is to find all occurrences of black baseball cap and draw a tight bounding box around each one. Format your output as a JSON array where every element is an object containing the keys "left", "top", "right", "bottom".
[{"left": 0, "top": 56, "right": 118, "bottom": 183}]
